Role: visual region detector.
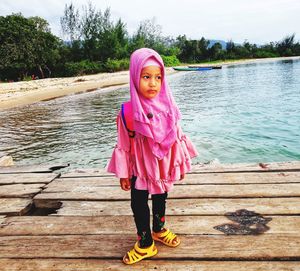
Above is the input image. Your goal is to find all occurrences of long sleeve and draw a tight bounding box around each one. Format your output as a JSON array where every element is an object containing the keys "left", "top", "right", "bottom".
[{"left": 106, "top": 112, "right": 132, "bottom": 178}]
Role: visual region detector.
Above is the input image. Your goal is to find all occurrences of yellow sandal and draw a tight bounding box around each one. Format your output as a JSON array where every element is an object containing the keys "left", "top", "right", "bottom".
[
  {"left": 123, "top": 241, "right": 158, "bottom": 265},
  {"left": 152, "top": 228, "right": 181, "bottom": 247}
]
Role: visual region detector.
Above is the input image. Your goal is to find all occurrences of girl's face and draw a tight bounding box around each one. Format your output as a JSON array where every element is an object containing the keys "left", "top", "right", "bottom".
[{"left": 139, "top": 65, "right": 162, "bottom": 99}]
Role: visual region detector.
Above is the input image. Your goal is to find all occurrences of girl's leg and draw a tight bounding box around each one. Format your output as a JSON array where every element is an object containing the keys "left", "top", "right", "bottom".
[
  {"left": 130, "top": 177, "right": 153, "bottom": 248},
  {"left": 152, "top": 192, "right": 180, "bottom": 246},
  {"left": 152, "top": 192, "right": 168, "bottom": 232}
]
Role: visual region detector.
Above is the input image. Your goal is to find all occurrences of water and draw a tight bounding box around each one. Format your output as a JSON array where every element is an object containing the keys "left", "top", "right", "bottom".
[{"left": 1, "top": 58, "right": 300, "bottom": 169}]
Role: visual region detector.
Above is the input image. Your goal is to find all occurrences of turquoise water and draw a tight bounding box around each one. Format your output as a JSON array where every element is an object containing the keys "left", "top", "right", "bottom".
[{"left": 0, "top": 58, "right": 300, "bottom": 169}]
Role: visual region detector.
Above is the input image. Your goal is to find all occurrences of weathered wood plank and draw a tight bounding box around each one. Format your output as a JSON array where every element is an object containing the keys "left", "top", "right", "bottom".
[
  {"left": 0, "top": 198, "right": 33, "bottom": 216},
  {"left": 62, "top": 168, "right": 112, "bottom": 178},
  {"left": 0, "top": 234, "right": 299, "bottom": 259},
  {"left": 192, "top": 161, "right": 300, "bottom": 173},
  {"left": 171, "top": 183, "right": 300, "bottom": 198},
  {"left": 60, "top": 171, "right": 300, "bottom": 190},
  {"left": 0, "top": 183, "right": 46, "bottom": 198},
  {"left": 0, "top": 173, "right": 59, "bottom": 185},
  {"left": 61, "top": 161, "right": 300, "bottom": 177},
  {"left": 33, "top": 181, "right": 300, "bottom": 200},
  {"left": 0, "top": 259, "right": 299, "bottom": 271},
  {"left": 0, "top": 215, "right": 299, "bottom": 236},
  {"left": 33, "top": 198, "right": 300, "bottom": 216},
  {"left": 55, "top": 171, "right": 300, "bottom": 186},
  {"left": 182, "top": 171, "right": 300, "bottom": 184},
  {"left": 0, "top": 165, "right": 52, "bottom": 174},
  {"left": 0, "top": 164, "right": 68, "bottom": 174}
]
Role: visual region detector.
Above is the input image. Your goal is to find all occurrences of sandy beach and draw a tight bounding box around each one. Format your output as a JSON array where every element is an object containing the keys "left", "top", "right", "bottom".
[{"left": 1, "top": 56, "right": 299, "bottom": 111}]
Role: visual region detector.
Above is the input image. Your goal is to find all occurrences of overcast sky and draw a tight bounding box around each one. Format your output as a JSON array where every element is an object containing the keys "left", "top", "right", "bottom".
[{"left": 1, "top": 0, "right": 300, "bottom": 44}]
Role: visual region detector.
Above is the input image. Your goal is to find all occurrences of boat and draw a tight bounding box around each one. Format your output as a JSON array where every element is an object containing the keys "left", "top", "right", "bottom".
[
  {"left": 188, "top": 65, "right": 222, "bottom": 69},
  {"left": 172, "top": 66, "right": 212, "bottom": 71}
]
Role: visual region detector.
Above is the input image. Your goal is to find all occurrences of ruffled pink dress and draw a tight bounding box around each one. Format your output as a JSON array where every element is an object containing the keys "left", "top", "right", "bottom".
[{"left": 107, "top": 112, "right": 198, "bottom": 194}]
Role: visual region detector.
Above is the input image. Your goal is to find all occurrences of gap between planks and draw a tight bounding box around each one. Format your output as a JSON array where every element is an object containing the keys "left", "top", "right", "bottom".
[{"left": 0, "top": 259, "right": 299, "bottom": 271}]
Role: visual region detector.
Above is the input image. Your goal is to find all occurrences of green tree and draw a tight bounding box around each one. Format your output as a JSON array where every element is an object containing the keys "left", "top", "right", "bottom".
[
  {"left": 129, "top": 18, "right": 164, "bottom": 53},
  {"left": 176, "top": 35, "right": 209, "bottom": 63},
  {"left": 209, "top": 42, "right": 223, "bottom": 60},
  {"left": 276, "top": 34, "right": 296, "bottom": 56},
  {"left": 60, "top": 3, "right": 81, "bottom": 43},
  {"left": 0, "top": 13, "right": 61, "bottom": 80}
]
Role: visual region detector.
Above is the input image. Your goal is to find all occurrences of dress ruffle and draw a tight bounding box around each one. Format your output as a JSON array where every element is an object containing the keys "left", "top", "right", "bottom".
[
  {"left": 107, "top": 113, "right": 198, "bottom": 194},
  {"left": 107, "top": 146, "right": 132, "bottom": 179}
]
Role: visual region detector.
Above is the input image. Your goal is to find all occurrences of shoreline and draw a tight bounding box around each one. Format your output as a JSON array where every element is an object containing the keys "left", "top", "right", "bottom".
[{"left": 1, "top": 56, "right": 299, "bottom": 111}]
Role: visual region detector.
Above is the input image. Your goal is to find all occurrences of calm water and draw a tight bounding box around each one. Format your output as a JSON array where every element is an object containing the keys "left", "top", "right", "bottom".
[{"left": 1, "top": 58, "right": 300, "bottom": 169}]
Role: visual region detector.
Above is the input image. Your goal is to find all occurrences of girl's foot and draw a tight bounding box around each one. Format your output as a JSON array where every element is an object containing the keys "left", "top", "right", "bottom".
[
  {"left": 152, "top": 228, "right": 181, "bottom": 247},
  {"left": 123, "top": 241, "right": 158, "bottom": 265}
]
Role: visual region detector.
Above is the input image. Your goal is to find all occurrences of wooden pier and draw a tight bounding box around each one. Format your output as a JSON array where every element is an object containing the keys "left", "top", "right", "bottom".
[{"left": 1, "top": 161, "right": 300, "bottom": 270}]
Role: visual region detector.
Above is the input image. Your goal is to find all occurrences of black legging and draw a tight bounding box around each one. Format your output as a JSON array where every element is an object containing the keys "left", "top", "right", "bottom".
[{"left": 131, "top": 176, "right": 168, "bottom": 248}]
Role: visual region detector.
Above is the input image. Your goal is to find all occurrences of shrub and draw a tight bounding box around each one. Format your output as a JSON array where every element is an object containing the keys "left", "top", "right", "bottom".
[
  {"left": 254, "top": 51, "right": 279, "bottom": 58},
  {"left": 104, "top": 58, "right": 130, "bottom": 72},
  {"left": 64, "top": 60, "right": 103, "bottom": 76},
  {"left": 161, "top": 55, "right": 180, "bottom": 67}
]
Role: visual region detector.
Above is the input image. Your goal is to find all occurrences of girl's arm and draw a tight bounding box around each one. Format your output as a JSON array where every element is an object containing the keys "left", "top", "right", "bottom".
[{"left": 107, "top": 112, "right": 132, "bottom": 189}]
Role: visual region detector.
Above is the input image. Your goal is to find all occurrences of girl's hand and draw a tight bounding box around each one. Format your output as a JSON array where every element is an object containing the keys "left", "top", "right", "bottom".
[
  {"left": 180, "top": 174, "right": 185, "bottom": 181},
  {"left": 120, "top": 178, "right": 131, "bottom": 191}
]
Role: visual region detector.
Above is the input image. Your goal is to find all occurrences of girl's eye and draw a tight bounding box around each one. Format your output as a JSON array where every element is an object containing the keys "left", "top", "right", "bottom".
[
  {"left": 143, "top": 75, "right": 150, "bottom": 79},
  {"left": 156, "top": 76, "right": 162, "bottom": 80}
]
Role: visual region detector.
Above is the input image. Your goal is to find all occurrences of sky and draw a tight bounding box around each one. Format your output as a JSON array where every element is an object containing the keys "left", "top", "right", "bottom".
[{"left": 1, "top": 0, "right": 300, "bottom": 44}]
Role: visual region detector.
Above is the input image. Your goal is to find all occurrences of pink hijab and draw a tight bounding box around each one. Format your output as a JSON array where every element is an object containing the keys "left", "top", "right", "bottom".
[{"left": 129, "top": 48, "right": 181, "bottom": 159}]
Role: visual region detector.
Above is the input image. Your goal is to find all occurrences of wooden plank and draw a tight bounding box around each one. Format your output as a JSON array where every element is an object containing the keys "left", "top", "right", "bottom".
[
  {"left": 33, "top": 181, "right": 300, "bottom": 200},
  {"left": 0, "top": 173, "right": 59, "bottom": 185},
  {"left": 62, "top": 168, "right": 111, "bottom": 178},
  {"left": 0, "top": 165, "right": 52, "bottom": 174},
  {"left": 182, "top": 171, "right": 300, "bottom": 184},
  {"left": 0, "top": 164, "right": 68, "bottom": 174},
  {"left": 0, "top": 183, "right": 46, "bottom": 198},
  {"left": 59, "top": 176, "right": 117, "bottom": 184},
  {"left": 33, "top": 198, "right": 300, "bottom": 216},
  {"left": 0, "top": 198, "right": 33, "bottom": 216},
  {"left": 0, "top": 234, "right": 299, "bottom": 259},
  {"left": 1, "top": 215, "right": 299, "bottom": 236},
  {"left": 57, "top": 171, "right": 300, "bottom": 186},
  {"left": 170, "top": 183, "right": 300, "bottom": 198},
  {"left": 192, "top": 161, "right": 300, "bottom": 173},
  {"left": 0, "top": 259, "right": 299, "bottom": 271},
  {"left": 61, "top": 161, "right": 300, "bottom": 177}
]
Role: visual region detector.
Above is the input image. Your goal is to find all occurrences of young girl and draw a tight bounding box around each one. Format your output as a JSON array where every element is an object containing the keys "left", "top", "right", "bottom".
[{"left": 107, "top": 48, "right": 198, "bottom": 265}]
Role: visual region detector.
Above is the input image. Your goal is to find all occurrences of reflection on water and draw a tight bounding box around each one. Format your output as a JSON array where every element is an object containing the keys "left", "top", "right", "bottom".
[{"left": 1, "top": 59, "right": 300, "bottom": 169}]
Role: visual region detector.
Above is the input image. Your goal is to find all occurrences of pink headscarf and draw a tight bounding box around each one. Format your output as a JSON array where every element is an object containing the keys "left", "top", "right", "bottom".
[{"left": 129, "top": 48, "right": 181, "bottom": 159}]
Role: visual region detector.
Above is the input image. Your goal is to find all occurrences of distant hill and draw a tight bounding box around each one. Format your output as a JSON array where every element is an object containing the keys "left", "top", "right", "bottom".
[{"left": 208, "top": 39, "right": 227, "bottom": 49}]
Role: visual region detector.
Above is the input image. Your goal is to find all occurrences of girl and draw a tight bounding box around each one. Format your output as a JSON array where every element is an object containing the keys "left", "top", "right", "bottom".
[{"left": 107, "top": 48, "right": 198, "bottom": 265}]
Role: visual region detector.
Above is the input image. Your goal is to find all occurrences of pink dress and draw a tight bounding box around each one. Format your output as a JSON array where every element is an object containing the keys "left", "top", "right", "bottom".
[{"left": 107, "top": 112, "right": 198, "bottom": 194}]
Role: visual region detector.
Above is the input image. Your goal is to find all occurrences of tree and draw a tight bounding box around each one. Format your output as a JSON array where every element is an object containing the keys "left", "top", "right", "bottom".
[
  {"left": 29, "top": 16, "right": 61, "bottom": 78},
  {"left": 130, "top": 18, "right": 164, "bottom": 52},
  {"left": 209, "top": 42, "right": 223, "bottom": 60},
  {"left": 176, "top": 35, "right": 209, "bottom": 63},
  {"left": 0, "top": 13, "right": 61, "bottom": 80},
  {"left": 276, "top": 34, "right": 296, "bottom": 56},
  {"left": 60, "top": 3, "right": 81, "bottom": 43},
  {"left": 80, "top": 2, "right": 102, "bottom": 61}
]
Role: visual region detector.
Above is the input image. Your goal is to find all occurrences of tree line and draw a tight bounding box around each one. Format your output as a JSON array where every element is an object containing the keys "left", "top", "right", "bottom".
[{"left": 1, "top": 3, "right": 300, "bottom": 81}]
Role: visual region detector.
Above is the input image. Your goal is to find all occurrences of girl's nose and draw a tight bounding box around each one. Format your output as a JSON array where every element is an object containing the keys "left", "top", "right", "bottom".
[{"left": 149, "top": 78, "right": 156, "bottom": 86}]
